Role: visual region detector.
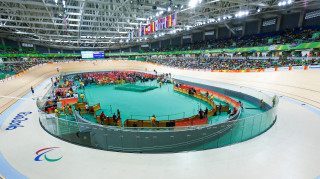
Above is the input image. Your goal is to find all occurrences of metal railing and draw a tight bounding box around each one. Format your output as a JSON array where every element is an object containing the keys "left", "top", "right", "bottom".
[{"left": 38, "top": 73, "right": 278, "bottom": 153}]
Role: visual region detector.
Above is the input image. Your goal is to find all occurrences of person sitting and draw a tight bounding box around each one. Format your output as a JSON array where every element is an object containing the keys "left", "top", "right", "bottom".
[
  {"left": 232, "top": 107, "right": 238, "bottom": 116},
  {"left": 54, "top": 108, "right": 59, "bottom": 117},
  {"left": 133, "top": 122, "right": 137, "bottom": 128},
  {"left": 67, "top": 105, "right": 73, "bottom": 115},
  {"left": 85, "top": 104, "right": 89, "bottom": 113},
  {"left": 227, "top": 108, "right": 231, "bottom": 117}
]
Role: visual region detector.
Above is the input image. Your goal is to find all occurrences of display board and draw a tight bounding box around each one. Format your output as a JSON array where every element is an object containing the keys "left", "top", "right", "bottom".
[{"left": 81, "top": 51, "right": 104, "bottom": 58}]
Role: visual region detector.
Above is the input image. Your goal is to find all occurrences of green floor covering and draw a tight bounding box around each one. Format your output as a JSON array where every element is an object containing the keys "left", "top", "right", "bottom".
[{"left": 74, "top": 80, "right": 264, "bottom": 126}]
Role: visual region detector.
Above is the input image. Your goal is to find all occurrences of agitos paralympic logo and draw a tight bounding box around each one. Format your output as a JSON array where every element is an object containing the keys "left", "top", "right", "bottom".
[{"left": 34, "top": 147, "right": 63, "bottom": 162}]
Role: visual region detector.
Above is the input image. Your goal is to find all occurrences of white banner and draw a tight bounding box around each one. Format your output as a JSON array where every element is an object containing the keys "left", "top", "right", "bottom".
[
  {"left": 309, "top": 65, "right": 320, "bottom": 69},
  {"left": 265, "top": 68, "right": 276, "bottom": 72},
  {"left": 278, "top": 67, "right": 289, "bottom": 71},
  {"left": 292, "top": 66, "right": 304, "bottom": 70}
]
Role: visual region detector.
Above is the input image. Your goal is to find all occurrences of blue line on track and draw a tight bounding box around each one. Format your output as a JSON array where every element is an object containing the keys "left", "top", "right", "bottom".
[{"left": 0, "top": 77, "right": 51, "bottom": 179}]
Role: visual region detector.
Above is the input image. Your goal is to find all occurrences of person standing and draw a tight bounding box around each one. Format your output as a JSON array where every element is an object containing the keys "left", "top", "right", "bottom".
[
  {"left": 260, "top": 99, "right": 264, "bottom": 109},
  {"left": 151, "top": 115, "right": 157, "bottom": 127},
  {"left": 100, "top": 111, "right": 106, "bottom": 124},
  {"left": 31, "top": 86, "right": 34, "bottom": 95},
  {"left": 113, "top": 113, "right": 117, "bottom": 124},
  {"left": 219, "top": 103, "right": 222, "bottom": 115},
  {"left": 199, "top": 109, "right": 204, "bottom": 119},
  {"left": 117, "top": 109, "right": 121, "bottom": 119},
  {"left": 272, "top": 95, "right": 276, "bottom": 107},
  {"left": 204, "top": 107, "right": 208, "bottom": 118},
  {"left": 80, "top": 93, "right": 85, "bottom": 102}
]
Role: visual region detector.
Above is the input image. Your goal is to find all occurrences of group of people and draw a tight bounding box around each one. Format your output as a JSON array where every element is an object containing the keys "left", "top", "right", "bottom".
[
  {"left": 188, "top": 87, "right": 197, "bottom": 95},
  {"left": 146, "top": 56, "right": 319, "bottom": 71},
  {"left": 141, "top": 27, "right": 319, "bottom": 53},
  {"left": 0, "top": 61, "right": 43, "bottom": 79},
  {"left": 99, "top": 109, "right": 121, "bottom": 125},
  {"left": 199, "top": 108, "right": 209, "bottom": 119}
]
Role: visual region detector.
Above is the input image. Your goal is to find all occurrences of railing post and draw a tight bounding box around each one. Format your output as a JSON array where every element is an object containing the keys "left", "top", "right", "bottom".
[
  {"left": 240, "top": 118, "right": 246, "bottom": 141},
  {"left": 251, "top": 117, "right": 255, "bottom": 136}
]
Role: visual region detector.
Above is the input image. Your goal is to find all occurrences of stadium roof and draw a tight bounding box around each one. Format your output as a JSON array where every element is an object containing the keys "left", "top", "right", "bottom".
[{"left": 0, "top": 0, "right": 318, "bottom": 50}]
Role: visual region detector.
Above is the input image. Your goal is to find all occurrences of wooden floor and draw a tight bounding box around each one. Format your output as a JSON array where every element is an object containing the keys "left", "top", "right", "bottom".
[
  {"left": 1, "top": 61, "right": 320, "bottom": 179},
  {"left": 1, "top": 61, "right": 320, "bottom": 113}
]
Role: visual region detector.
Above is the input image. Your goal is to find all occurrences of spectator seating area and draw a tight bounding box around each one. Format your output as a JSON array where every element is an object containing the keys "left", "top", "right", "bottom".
[{"left": 141, "top": 26, "right": 320, "bottom": 53}]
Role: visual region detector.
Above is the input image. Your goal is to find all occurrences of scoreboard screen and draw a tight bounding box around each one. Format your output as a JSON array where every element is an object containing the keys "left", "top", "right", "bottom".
[{"left": 81, "top": 51, "right": 104, "bottom": 58}]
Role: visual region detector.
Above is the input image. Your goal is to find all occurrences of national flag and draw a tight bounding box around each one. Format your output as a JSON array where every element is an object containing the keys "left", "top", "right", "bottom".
[
  {"left": 172, "top": 13, "right": 177, "bottom": 26},
  {"left": 151, "top": 22, "right": 154, "bottom": 32},
  {"left": 166, "top": 16, "right": 169, "bottom": 28},
  {"left": 167, "top": 15, "right": 172, "bottom": 27},
  {"left": 148, "top": 24, "right": 151, "bottom": 34},
  {"left": 162, "top": 17, "right": 166, "bottom": 29}
]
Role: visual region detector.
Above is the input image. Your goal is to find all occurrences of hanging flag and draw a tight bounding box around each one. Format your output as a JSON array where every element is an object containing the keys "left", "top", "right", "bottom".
[
  {"left": 172, "top": 13, "right": 177, "bottom": 26},
  {"left": 63, "top": 10, "right": 68, "bottom": 35},
  {"left": 151, "top": 22, "right": 154, "bottom": 33},
  {"left": 168, "top": 14, "right": 172, "bottom": 27},
  {"left": 148, "top": 24, "right": 151, "bottom": 34},
  {"left": 162, "top": 17, "right": 166, "bottom": 29}
]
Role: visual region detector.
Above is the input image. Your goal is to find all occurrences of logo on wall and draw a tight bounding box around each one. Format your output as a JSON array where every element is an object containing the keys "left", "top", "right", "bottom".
[
  {"left": 6, "top": 112, "right": 32, "bottom": 130},
  {"left": 268, "top": 45, "right": 277, "bottom": 51},
  {"left": 34, "top": 147, "right": 63, "bottom": 162}
]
